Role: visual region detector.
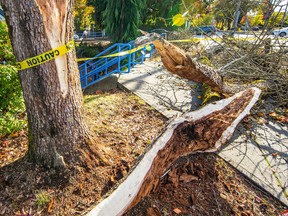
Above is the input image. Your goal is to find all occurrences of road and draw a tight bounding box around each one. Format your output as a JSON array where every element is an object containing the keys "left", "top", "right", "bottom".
[{"left": 192, "top": 31, "right": 288, "bottom": 49}]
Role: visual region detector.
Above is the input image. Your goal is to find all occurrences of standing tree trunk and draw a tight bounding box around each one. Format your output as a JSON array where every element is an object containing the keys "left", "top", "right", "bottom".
[{"left": 1, "top": 0, "right": 105, "bottom": 170}]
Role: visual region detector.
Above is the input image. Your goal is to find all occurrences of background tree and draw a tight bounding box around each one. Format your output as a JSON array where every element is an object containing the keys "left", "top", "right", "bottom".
[
  {"left": 237, "top": 0, "right": 260, "bottom": 28},
  {"left": 0, "top": 21, "right": 25, "bottom": 135},
  {"left": 247, "top": 9, "right": 265, "bottom": 26},
  {"left": 213, "top": 0, "right": 239, "bottom": 29},
  {"left": 74, "top": 0, "right": 95, "bottom": 32},
  {"left": 141, "top": 0, "right": 181, "bottom": 30},
  {"left": 103, "top": 0, "right": 146, "bottom": 42},
  {"left": 213, "top": 0, "right": 259, "bottom": 30},
  {"left": 261, "top": 0, "right": 288, "bottom": 27},
  {"left": 181, "top": 0, "right": 214, "bottom": 27},
  {"left": 87, "top": 0, "right": 107, "bottom": 30},
  {"left": 0, "top": 0, "right": 105, "bottom": 170}
]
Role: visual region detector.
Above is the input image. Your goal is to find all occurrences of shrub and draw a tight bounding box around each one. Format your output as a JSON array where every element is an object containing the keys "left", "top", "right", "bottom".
[
  {"left": 76, "top": 42, "right": 108, "bottom": 58},
  {"left": 0, "top": 21, "right": 26, "bottom": 136}
]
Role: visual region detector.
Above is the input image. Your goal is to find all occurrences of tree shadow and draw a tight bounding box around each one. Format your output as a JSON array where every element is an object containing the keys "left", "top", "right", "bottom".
[{"left": 218, "top": 120, "right": 288, "bottom": 205}]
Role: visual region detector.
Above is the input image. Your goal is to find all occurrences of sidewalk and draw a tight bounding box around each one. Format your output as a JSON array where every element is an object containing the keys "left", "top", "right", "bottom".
[{"left": 118, "top": 61, "right": 288, "bottom": 206}]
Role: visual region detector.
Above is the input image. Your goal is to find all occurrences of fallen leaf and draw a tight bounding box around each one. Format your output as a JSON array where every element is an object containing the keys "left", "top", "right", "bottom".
[
  {"left": 10, "top": 132, "right": 18, "bottom": 138},
  {"left": 269, "top": 112, "right": 277, "bottom": 117},
  {"left": 47, "top": 198, "right": 54, "bottom": 213},
  {"left": 179, "top": 173, "right": 198, "bottom": 182},
  {"left": 19, "top": 130, "right": 25, "bottom": 136},
  {"left": 95, "top": 90, "right": 103, "bottom": 95},
  {"left": 268, "top": 112, "right": 287, "bottom": 123},
  {"left": 278, "top": 116, "right": 288, "bottom": 123},
  {"left": 173, "top": 208, "right": 182, "bottom": 214},
  {"left": 254, "top": 196, "right": 262, "bottom": 204},
  {"left": 1, "top": 141, "right": 8, "bottom": 147},
  {"left": 36, "top": 176, "right": 41, "bottom": 184},
  {"left": 272, "top": 152, "right": 278, "bottom": 158},
  {"left": 241, "top": 210, "right": 252, "bottom": 216},
  {"left": 168, "top": 168, "right": 179, "bottom": 187},
  {"left": 244, "top": 123, "right": 252, "bottom": 130},
  {"left": 220, "top": 193, "right": 227, "bottom": 199},
  {"left": 1, "top": 206, "right": 8, "bottom": 215},
  {"left": 223, "top": 182, "right": 231, "bottom": 192},
  {"left": 257, "top": 117, "right": 268, "bottom": 124},
  {"left": 257, "top": 112, "right": 265, "bottom": 117},
  {"left": 147, "top": 207, "right": 161, "bottom": 216}
]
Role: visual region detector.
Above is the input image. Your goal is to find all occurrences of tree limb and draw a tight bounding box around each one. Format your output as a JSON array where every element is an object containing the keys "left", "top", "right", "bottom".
[{"left": 86, "top": 87, "right": 261, "bottom": 216}]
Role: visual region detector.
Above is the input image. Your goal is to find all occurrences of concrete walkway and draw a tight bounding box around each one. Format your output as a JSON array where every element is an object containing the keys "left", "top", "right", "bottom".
[
  {"left": 118, "top": 60, "right": 288, "bottom": 206},
  {"left": 118, "top": 61, "right": 202, "bottom": 118}
]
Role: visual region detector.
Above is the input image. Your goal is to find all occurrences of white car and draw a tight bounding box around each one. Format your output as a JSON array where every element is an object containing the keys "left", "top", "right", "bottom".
[{"left": 272, "top": 27, "right": 288, "bottom": 37}]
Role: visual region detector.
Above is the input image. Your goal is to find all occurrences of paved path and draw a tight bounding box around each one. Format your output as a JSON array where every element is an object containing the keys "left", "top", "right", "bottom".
[
  {"left": 118, "top": 61, "right": 202, "bottom": 118},
  {"left": 118, "top": 60, "right": 288, "bottom": 206}
]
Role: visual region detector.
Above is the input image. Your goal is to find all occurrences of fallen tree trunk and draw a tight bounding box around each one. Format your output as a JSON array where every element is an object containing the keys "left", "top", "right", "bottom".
[
  {"left": 134, "top": 33, "right": 224, "bottom": 93},
  {"left": 86, "top": 87, "right": 261, "bottom": 216}
]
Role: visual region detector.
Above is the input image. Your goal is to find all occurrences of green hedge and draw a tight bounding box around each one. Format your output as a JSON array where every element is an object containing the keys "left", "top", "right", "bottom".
[{"left": 0, "top": 21, "right": 26, "bottom": 136}]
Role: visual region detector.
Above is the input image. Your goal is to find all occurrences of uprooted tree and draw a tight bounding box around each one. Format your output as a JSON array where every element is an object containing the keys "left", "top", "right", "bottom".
[{"left": 0, "top": 0, "right": 107, "bottom": 170}]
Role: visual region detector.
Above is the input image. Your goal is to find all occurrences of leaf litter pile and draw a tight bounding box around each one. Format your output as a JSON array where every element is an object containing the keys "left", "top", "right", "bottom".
[{"left": 0, "top": 88, "right": 286, "bottom": 215}]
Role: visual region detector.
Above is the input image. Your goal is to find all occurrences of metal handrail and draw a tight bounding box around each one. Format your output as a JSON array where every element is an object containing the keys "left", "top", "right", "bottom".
[{"left": 79, "top": 42, "right": 155, "bottom": 89}]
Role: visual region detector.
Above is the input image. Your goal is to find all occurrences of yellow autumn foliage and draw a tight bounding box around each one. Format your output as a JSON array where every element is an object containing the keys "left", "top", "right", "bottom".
[{"left": 172, "top": 14, "right": 186, "bottom": 26}]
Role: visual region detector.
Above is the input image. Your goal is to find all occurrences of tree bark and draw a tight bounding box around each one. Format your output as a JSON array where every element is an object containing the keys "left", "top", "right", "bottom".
[
  {"left": 86, "top": 87, "right": 261, "bottom": 216},
  {"left": 134, "top": 33, "right": 224, "bottom": 93},
  {"left": 1, "top": 0, "right": 104, "bottom": 169},
  {"left": 152, "top": 39, "right": 224, "bottom": 93}
]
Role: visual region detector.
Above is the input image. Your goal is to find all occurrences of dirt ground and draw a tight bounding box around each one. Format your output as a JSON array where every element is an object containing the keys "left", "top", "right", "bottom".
[
  {"left": 0, "top": 88, "right": 287, "bottom": 215},
  {"left": 125, "top": 154, "right": 286, "bottom": 216}
]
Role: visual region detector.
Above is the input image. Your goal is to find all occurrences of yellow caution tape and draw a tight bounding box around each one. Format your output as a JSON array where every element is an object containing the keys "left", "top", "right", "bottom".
[
  {"left": 16, "top": 40, "right": 75, "bottom": 70},
  {"left": 12, "top": 36, "right": 288, "bottom": 70},
  {"left": 16, "top": 42, "right": 152, "bottom": 69},
  {"left": 77, "top": 44, "right": 152, "bottom": 62},
  {"left": 169, "top": 38, "right": 202, "bottom": 43}
]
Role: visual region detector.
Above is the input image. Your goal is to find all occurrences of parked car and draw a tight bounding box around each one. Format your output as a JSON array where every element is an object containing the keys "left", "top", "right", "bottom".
[
  {"left": 251, "top": 26, "right": 260, "bottom": 31},
  {"left": 240, "top": 25, "right": 262, "bottom": 31},
  {"left": 272, "top": 27, "right": 288, "bottom": 37},
  {"left": 192, "top": 25, "right": 216, "bottom": 36}
]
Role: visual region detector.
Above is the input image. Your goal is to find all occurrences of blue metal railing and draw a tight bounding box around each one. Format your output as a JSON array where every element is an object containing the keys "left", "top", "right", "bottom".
[
  {"left": 75, "top": 31, "right": 107, "bottom": 39},
  {"left": 0, "top": 9, "right": 4, "bottom": 17},
  {"left": 0, "top": 8, "right": 4, "bottom": 20},
  {"left": 78, "top": 42, "right": 155, "bottom": 89},
  {"left": 128, "top": 42, "right": 155, "bottom": 67}
]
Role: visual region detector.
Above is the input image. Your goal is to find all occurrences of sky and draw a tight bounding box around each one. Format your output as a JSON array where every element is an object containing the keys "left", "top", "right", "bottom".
[{"left": 276, "top": 0, "right": 288, "bottom": 12}]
